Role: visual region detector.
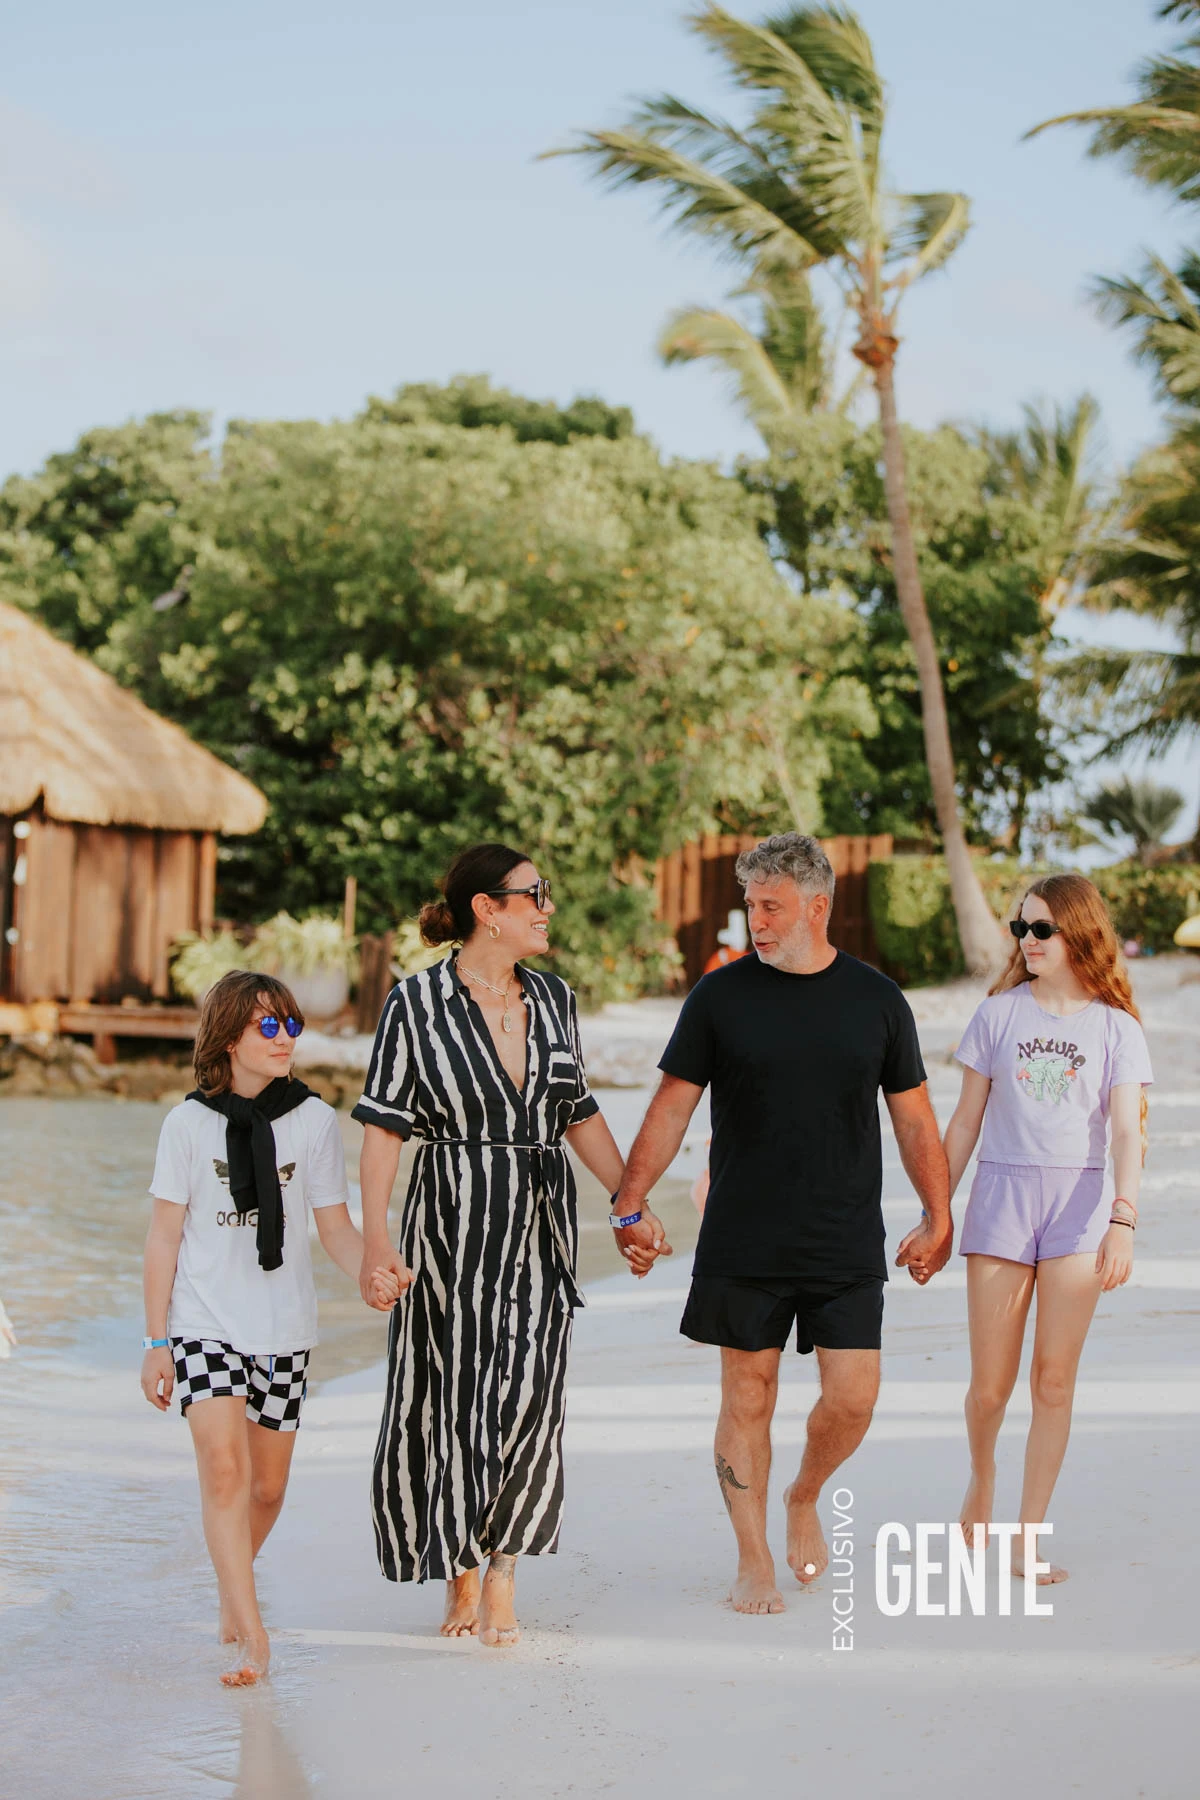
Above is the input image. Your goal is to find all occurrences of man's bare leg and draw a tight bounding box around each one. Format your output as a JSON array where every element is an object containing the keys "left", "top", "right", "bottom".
[
  {"left": 960, "top": 1255, "right": 1034, "bottom": 1544},
  {"left": 715, "top": 1347, "right": 784, "bottom": 1615},
  {"left": 478, "top": 1552, "right": 520, "bottom": 1647},
  {"left": 441, "top": 1570, "right": 481, "bottom": 1637},
  {"left": 784, "top": 1348, "right": 878, "bottom": 1586}
]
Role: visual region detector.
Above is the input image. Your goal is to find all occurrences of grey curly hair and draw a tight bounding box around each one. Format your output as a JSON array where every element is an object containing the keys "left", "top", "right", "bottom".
[{"left": 734, "top": 832, "right": 835, "bottom": 901}]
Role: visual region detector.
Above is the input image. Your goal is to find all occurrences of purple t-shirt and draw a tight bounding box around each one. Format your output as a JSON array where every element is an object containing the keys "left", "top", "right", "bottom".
[{"left": 955, "top": 984, "right": 1153, "bottom": 1169}]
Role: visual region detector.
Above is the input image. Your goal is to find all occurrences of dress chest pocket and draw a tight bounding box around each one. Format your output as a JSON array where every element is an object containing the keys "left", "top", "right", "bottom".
[{"left": 544, "top": 1046, "right": 580, "bottom": 1097}]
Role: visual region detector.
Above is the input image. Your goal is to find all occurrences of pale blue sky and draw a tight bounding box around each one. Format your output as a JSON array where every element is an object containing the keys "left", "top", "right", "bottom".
[{"left": 2, "top": 0, "right": 1195, "bottom": 837}]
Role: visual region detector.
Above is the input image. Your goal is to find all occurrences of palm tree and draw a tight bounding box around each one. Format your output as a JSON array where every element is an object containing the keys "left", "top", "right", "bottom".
[
  {"left": 1058, "top": 425, "right": 1200, "bottom": 754},
  {"left": 1027, "top": 13, "right": 1200, "bottom": 763},
  {"left": 979, "top": 395, "right": 1106, "bottom": 619},
  {"left": 548, "top": 4, "right": 1004, "bottom": 973},
  {"left": 1081, "top": 774, "right": 1186, "bottom": 866},
  {"left": 973, "top": 395, "right": 1108, "bottom": 848}
]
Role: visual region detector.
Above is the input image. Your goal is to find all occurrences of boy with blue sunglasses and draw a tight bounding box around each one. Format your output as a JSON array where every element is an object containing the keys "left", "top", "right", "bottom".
[{"left": 140, "top": 970, "right": 398, "bottom": 1685}]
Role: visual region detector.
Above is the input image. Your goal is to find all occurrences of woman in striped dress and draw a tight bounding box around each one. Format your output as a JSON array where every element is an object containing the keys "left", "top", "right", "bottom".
[{"left": 353, "top": 843, "right": 669, "bottom": 1646}]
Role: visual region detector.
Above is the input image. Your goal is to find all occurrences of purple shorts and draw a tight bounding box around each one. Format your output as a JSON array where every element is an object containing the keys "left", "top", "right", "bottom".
[{"left": 959, "top": 1161, "right": 1106, "bottom": 1265}]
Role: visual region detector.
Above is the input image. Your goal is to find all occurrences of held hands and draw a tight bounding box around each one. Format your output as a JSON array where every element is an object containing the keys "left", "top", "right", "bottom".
[
  {"left": 895, "top": 1214, "right": 954, "bottom": 1286},
  {"left": 140, "top": 1347, "right": 175, "bottom": 1411},
  {"left": 614, "top": 1208, "right": 673, "bottom": 1280},
  {"left": 359, "top": 1242, "right": 413, "bottom": 1313},
  {"left": 1096, "top": 1223, "right": 1134, "bottom": 1292}
]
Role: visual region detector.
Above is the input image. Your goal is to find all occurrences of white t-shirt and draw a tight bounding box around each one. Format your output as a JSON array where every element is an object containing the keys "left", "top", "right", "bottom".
[
  {"left": 955, "top": 984, "right": 1153, "bottom": 1169},
  {"left": 150, "top": 1096, "right": 350, "bottom": 1353}
]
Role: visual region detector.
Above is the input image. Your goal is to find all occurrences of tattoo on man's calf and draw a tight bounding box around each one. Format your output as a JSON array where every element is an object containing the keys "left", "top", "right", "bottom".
[{"left": 715, "top": 1453, "right": 749, "bottom": 1513}]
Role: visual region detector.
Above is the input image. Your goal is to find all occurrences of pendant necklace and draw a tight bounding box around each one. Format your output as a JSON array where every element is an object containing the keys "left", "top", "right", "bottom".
[{"left": 459, "top": 961, "right": 517, "bottom": 1032}]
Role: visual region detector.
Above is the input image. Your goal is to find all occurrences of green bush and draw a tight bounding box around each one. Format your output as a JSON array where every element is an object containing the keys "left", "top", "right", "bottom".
[
  {"left": 869, "top": 855, "right": 1200, "bottom": 983},
  {"left": 169, "top": 930, "right": 251, "bottom": 1001},
  {"left": 1089, "top": 863, "right": 1200, "bottom": 951},
  {"left": 868, "top": 856, "right": 1025, "bottom": 986}
]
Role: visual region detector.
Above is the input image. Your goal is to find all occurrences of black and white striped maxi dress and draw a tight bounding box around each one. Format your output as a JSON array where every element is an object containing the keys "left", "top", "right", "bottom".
[{"left": 351, "top": 953, "right": 599, "bottom": 1583}]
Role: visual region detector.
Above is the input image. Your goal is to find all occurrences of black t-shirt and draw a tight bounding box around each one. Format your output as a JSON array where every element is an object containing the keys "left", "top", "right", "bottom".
[{"left": 659, "top": 951, "right": 926, "bottom": 1283}]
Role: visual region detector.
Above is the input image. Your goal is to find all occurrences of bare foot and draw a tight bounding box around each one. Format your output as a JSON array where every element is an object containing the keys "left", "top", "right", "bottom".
[
  {"left": 218, "top": 1601, "right": 236, "bottom": 1645},
  {"left": 1011, "top": 1552, "right": 1069, "bottom": 1585},
  {"left": 958, "top": 1474, "right": 993, "bottom": 1547},
  {"left": 441, "top": 1570, "right": 481, "bottom": 1638},
  {"left": 783, "top": 1485, "right": 827, "bottom": 1585},
  {"left": 730, "top": 1559, "right": 785, "bottom": 1615},
  {"left": 220, "top": 1630, "right": 270, "bottom": 1687},
  {"left": 478, "top": 1553, "right": 520, "bottom": 1648}
]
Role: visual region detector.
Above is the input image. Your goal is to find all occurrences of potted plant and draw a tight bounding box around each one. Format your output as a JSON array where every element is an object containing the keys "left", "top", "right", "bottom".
[{"left": 255, "top": 912, "right": 359, "bottom": 1020}]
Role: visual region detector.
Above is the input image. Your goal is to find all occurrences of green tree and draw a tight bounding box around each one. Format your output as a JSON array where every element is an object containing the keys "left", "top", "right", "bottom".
[
  {"left": 550, "top": 2, "right": 1003, "bottom": 972},
  {"left": 746, "top": 414, "right": 1064, "bottom": 846},
  {"left": 2, "top": 403, "right": 873, "bottom": 999},
  {"left": 0, "top": 411, "right": 212, "bottom": 652},
  {"left": 360, "top": 373, "right": 633, "bottom": 443}
]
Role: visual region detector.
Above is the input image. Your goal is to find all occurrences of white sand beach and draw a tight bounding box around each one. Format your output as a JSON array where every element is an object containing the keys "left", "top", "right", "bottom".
[{"left": 2, "top": 958, "right": 1198, "bottom": 1798}]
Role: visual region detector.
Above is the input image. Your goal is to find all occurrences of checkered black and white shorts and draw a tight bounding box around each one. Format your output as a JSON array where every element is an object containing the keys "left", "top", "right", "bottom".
[{"left": 170, "top": 1339, "right": 310, "bottom": 1431}]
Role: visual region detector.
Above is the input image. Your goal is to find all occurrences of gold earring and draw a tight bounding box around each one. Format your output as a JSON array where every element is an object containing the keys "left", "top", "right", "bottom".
[{"left": 489, "top": 920, "right": 501, "bottom": 940}]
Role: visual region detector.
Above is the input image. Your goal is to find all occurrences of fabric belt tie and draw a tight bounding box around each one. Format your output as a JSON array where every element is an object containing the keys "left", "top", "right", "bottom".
[{"left": 414, "top": 1140, "right": 582, "bottom": 1309}]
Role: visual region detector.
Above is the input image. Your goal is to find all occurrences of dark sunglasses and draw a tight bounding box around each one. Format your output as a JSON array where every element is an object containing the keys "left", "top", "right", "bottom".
[
  {"left": 484, "top": 878, "right": 552, "bottom": 911},
  {"left": 1009, "top": 919, "right": 1062, "bottom": 942},
  {"left": 256, "top": 1015, "right": 303, "bottom": 1040}
]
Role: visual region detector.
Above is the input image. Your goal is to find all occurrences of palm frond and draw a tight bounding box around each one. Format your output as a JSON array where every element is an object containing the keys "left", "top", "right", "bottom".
[
  {"left": 1025, "top": 32, "right": 1200, "bottom": 205},
  {"left": 762, "top": 5, "right": 883, "bottom": 122},
  {"left": 547, "top": 128, "right": 825, "bottom": 273},
  {"left": 658, "top": 307, "right": 798, "bottom": 433},
  {"left": 1080, "top": 774, "right": 1185, "bottom": 851},
  {"left": 979, "top": 393, "right": 1107, "bottom": 605},
  {"left": 690, "top": 5, "right": 879, "bottom": 245},
  {"left": 1054, "top": 643, "right": 1200, "bottom": 750},
  {"left": 623, "top": 93, "right": 846, "bottom": 256},
  {"left": 886, "top": 191, "right": 971, "bottom": 286},
  {"left": 1092, "top": 253, "right": 1200, "bottom": 401}
]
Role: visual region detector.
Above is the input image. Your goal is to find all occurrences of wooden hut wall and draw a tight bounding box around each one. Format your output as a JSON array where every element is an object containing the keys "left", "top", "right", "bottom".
[{"left": 4, "top": 809, "right": 217, "bottom": 1004}]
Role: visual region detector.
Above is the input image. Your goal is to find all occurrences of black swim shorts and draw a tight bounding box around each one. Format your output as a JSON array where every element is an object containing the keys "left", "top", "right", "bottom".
[{"left": 680, "top": 1273, "right": 884, "bottom": 1355}]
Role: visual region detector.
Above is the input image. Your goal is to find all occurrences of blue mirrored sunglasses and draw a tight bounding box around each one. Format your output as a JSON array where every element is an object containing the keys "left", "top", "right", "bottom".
[{"left": 256, "top": 1015, "right": 303, "bottom": 1040}]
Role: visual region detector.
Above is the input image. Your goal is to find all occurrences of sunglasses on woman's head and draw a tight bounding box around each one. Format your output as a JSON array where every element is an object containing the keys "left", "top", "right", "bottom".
[
  {"left": 256, "top": 1015, "right": 303, "bottom": 1040},
  {"left": 1009, "top": 919, "right": 1062, "bottom": 942},
  {"left": 485, "top": 878, "right": 552, "bottom": 911}
]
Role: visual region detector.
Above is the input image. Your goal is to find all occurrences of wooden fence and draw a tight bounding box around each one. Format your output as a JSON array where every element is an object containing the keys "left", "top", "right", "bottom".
[{"left": 655, "top": 833, "right": 893, "bottom": 987}]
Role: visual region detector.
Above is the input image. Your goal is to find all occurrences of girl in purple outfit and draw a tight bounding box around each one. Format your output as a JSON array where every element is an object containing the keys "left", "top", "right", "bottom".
[{"left": 943, "top": 873, "right": 1152, "bottom": 1584}]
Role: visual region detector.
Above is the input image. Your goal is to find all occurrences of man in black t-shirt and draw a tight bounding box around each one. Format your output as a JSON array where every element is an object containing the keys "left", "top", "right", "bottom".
[{"left": 612, "top": 834, "right": 952, "bottom": 1616}]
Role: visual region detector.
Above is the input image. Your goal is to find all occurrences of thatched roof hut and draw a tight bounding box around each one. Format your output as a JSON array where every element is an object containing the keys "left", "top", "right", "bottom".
[
  {"left": 0, "top": 602, "right": 267, "bottom": 1006},
  {"left": 0, "top": 601, "right": 265, "bottom": 833}
]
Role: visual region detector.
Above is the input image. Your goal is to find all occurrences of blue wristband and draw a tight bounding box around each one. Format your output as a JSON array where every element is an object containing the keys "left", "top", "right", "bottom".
[
  {"left": 142, "top": 1336, "right": 169, "bottom": 1349},
  {"left": 608, "top": 1209, "right": 643, "bottom": 1229}
]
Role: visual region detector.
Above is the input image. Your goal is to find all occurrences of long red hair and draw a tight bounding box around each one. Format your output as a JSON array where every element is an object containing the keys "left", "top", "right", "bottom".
[
  {"left": 990, "top": 872, "right": 1140, "bottom": 1020},
  {"left": 992, "top": 873, "right": 1146, "bottom": 1155}
]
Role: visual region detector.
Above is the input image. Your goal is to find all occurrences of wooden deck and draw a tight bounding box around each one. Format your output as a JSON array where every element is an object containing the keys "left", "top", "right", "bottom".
[{"left": 58, "top": 1003, "right": 199, "bottom": 1065}]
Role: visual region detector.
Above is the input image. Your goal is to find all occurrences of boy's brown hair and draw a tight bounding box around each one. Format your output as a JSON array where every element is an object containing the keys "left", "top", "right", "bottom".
[{"left": 193, "top": 970, "right": 305, "bottom": 1094}]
